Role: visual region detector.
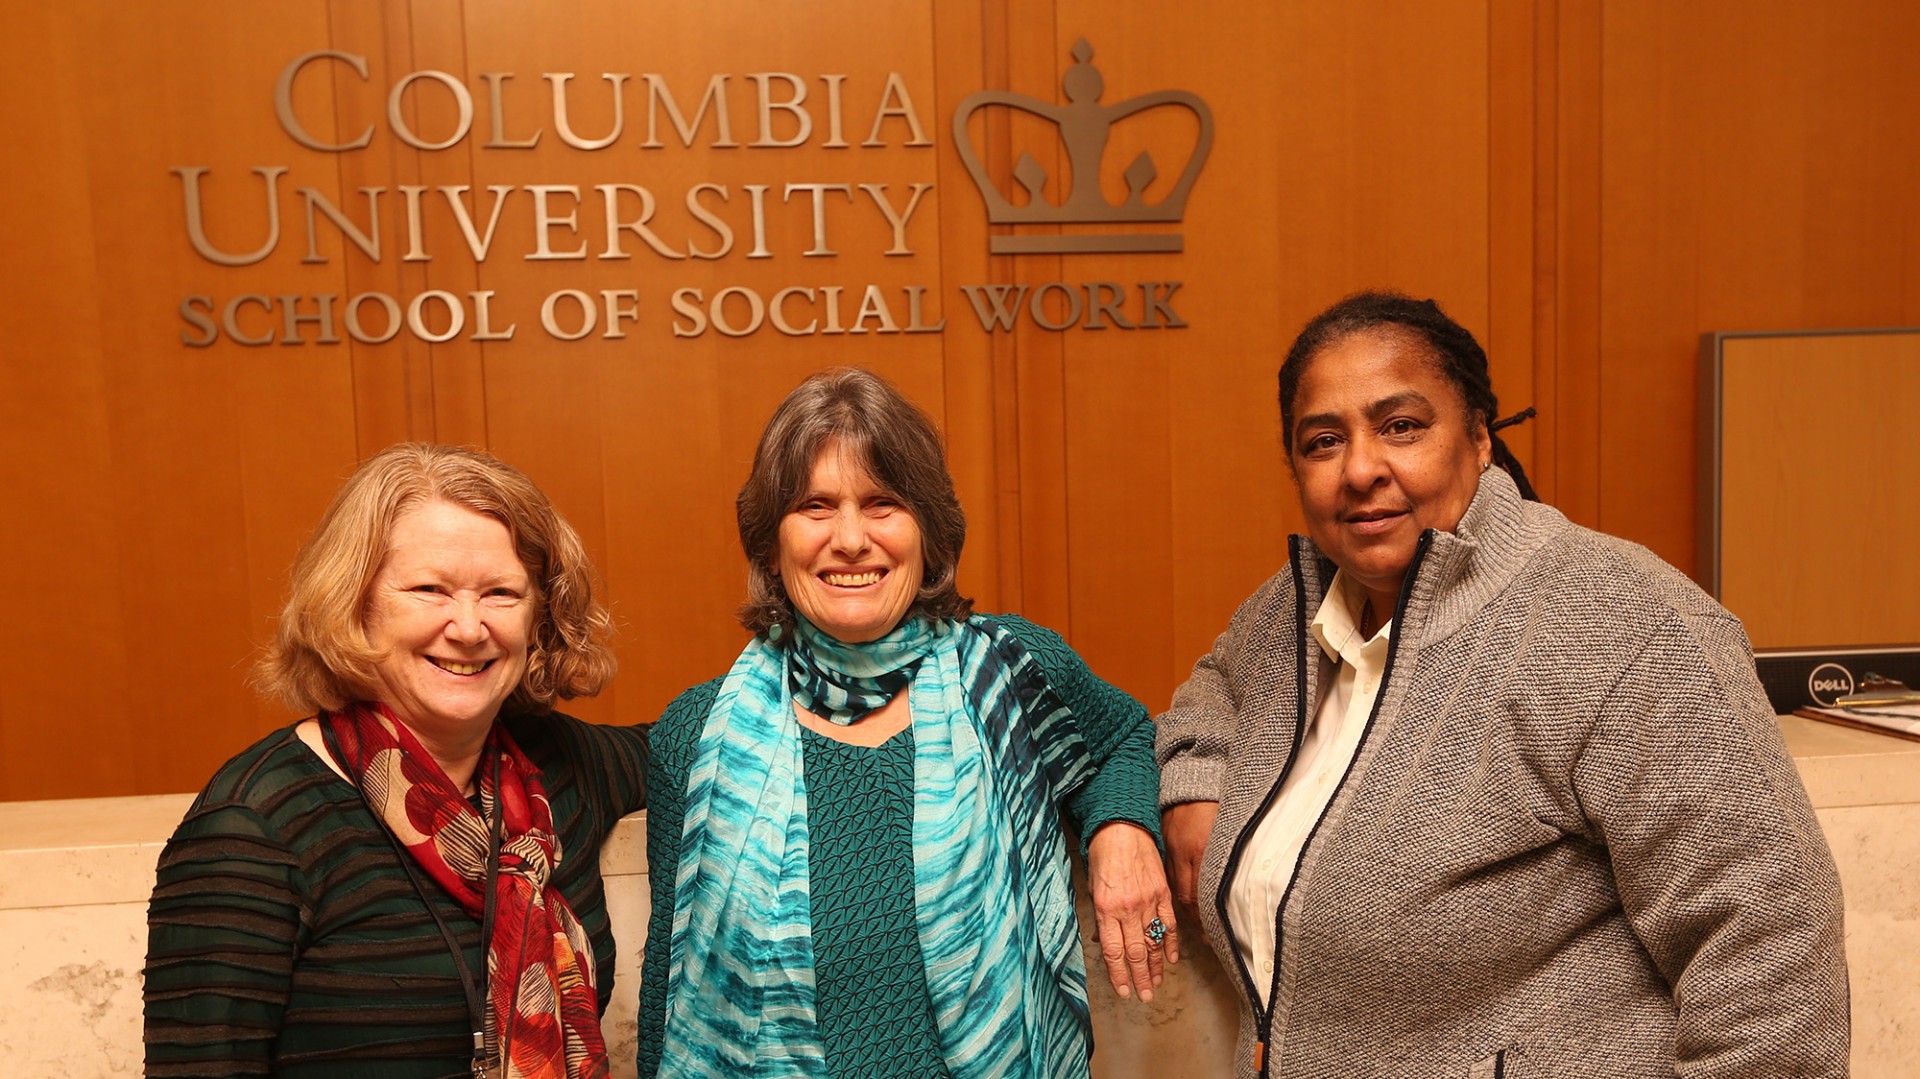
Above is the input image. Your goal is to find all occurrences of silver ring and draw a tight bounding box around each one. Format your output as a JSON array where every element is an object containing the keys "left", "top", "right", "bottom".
[{"left": 1145, "top": 917, "right": 1166, "bottom": 946}]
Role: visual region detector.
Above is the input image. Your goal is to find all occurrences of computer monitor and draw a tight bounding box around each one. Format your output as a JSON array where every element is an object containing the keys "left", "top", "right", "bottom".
[{"left": 1699, "top": 328, "right": 1919, "bottom": 650}]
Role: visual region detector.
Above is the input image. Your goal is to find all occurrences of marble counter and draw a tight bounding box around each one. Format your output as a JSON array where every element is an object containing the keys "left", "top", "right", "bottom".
[
  {"left": 1779, "top": 712, "right": 1920, "bottom": 807},
  {"left": 1779, "top": 715, "right": 1920, "bottom": 1079},
  {"left": 0, "top": 794, "right": 189, "bottom": 1075},
  {"left": 2, "top": 716, "right": 1914, "bottom": 1077}
]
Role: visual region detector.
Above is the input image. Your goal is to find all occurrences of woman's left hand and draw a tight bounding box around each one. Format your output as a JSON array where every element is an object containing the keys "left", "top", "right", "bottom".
[{"left": 1087, "top": 821, "right": 1179, "bottom": 1003}]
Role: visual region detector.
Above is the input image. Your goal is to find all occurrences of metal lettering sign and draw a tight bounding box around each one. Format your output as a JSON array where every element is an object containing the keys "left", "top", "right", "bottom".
[
  {"left": 169, "top": 40, "right": 1213, "bottom": 346},
  {"left": 954, "top": 39, "right": 1213, "bottom": 254}
]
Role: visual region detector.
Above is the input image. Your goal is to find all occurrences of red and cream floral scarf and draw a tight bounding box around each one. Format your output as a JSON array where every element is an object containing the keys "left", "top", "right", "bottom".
[{"left": 324, "top": 702, "right": 609, "bottom": 1079}]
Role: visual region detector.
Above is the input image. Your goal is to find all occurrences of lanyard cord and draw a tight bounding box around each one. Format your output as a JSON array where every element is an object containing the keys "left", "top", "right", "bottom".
[{"left": 321, "top": 723, "right": 504, "bottom": 1078}]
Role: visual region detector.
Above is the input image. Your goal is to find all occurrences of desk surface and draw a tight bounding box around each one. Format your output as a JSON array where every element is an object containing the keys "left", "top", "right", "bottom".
[
  {"left": 1778, "top": 713, "right": 1920, "bottom": 809},
  {"left": 3, "top": 716, "right": 1915, "bottom": 911}
]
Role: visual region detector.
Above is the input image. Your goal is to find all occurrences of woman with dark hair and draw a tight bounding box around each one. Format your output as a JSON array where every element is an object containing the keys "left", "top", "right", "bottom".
[
  {"left": 1157, "top": 292, "right": 1848, "bottom": 1078},
  {"left": 145, "top": 443, "right": 645, "bottom": 1079},
  {"left": 637, "top": 368, "right": 1174, "bottom": 1078}
]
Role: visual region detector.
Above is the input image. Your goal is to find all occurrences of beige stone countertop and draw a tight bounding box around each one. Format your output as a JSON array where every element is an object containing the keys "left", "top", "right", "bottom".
[
  {"left": 0, "top": 793, "right": 192, "bottom": 912},
  {"left": 1779, "top": 713, "right": 1920, "bottom": 809},
  {"left": 3, "top": 715, "right": 1914, "bottom": 912}
]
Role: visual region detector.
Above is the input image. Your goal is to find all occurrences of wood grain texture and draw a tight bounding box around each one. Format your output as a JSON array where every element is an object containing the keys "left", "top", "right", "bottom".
[
  {"left": 4, "top": 0, "right": 1920, "bottom": 797},
  {"left": 1597, "top": 0, "right": 1920, "bottom": 572}
]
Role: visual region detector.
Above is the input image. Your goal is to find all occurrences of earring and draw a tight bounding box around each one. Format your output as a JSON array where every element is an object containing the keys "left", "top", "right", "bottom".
[{"left": 1480, "top": 461, "right": 1493, "bottom": 472}]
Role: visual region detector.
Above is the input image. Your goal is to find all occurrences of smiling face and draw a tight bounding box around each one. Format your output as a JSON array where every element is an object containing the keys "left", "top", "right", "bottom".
[
  {"left": 363, "top": 499, "right": 534, "bottom": 739},
  {"left": 1289, "top": 327, "right": 1491, "bottom": 617},
  {"left": 776, "top": 440, "right": 925, "bottom": 642}
]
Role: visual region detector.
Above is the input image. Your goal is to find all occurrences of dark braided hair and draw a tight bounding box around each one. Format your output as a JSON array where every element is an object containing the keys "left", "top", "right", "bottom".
[{"left": 1277, "top": 290, "right": 1539, "bottom": 501}]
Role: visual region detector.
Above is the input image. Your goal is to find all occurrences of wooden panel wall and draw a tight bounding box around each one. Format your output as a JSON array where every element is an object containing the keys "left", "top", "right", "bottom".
[
  {"left": 3, "top": 0, "right": 1918, "bottom": 800},
  {"left": 1594, "top": 0, "right": 1920, "bottom": 573}
]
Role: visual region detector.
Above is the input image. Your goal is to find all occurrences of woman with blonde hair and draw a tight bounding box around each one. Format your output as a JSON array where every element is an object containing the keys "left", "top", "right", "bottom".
[{"left": 145, "top": 442, "right": 645, "bottom": 1079}]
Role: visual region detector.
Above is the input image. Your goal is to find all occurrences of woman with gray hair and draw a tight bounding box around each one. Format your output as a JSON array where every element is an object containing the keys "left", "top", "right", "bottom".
[{"left": 637, "top": 368, "right": 1174, "bottom": 1078}]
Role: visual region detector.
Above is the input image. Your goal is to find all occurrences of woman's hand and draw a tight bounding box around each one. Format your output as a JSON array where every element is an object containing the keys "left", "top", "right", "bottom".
[
  {"left": 1162, "top": 800, "right": 1219, "bottom": 912},
  {"left": 1087, "top": 821, "right": 1179, "bottom": 1003}
]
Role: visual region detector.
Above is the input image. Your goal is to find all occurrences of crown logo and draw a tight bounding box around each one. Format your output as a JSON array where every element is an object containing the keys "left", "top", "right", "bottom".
[{"left": 953, "top": 39, "right": 1215, "bottom": 254}]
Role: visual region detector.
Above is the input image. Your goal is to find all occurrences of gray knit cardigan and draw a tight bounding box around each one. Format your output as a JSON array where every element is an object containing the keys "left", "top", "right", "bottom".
[{"left": 1156, "top": 469, "right": 1848, "bottom": 1079}]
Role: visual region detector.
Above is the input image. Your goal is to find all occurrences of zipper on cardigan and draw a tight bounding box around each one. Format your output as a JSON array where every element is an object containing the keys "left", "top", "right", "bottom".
[
  {"left": 1250, "top": 529, "right": 1436, "bottom": 1079},
  {"left": 1214, "top": 538, "right": 1316, "bottom": 1022}
]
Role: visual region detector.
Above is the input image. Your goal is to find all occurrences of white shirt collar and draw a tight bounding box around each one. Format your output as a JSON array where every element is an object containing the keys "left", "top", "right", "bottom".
[{"left": 1310, "top": 569, "right": 1392, "bottom": 666}]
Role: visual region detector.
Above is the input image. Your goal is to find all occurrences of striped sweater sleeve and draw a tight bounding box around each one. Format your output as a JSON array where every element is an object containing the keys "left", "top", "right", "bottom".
[{"left": 145, "top": 795, "right": 305, "bottom": 1076}]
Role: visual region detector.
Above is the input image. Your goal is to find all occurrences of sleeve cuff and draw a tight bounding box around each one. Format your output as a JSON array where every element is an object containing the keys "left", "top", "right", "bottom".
[
  {"left": 1157, "top": 755, "right": 1227, "bottom": 809},
  {"left": 1078, "top": 813, "right": 1164, "bottom": 856}
]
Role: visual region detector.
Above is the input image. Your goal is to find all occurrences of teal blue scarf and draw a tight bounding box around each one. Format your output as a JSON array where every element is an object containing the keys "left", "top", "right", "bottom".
[
  {"left": 785, "top": 614, "right": 928, "bottom": 723},
  {"left": 662, "top": 615, "right": 1095, "bottom": 1077}
]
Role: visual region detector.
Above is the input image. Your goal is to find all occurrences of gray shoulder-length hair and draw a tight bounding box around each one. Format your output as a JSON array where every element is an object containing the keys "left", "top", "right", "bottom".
[{"left": 736, "top": 367, "right": 971, "bottom": 635}]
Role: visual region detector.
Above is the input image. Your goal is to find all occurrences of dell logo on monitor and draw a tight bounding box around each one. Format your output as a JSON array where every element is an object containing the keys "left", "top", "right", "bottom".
[{"left": 1807, "top": 663, "right": 1856, "bottom": 706}]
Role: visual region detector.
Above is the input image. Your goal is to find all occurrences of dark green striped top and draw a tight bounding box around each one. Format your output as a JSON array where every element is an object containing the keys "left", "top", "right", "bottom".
[
  {"left": 636, "top": 614, "right": 1162, "bottom": 1077},
  {"left": 144, "top": 712, "right": 647, "bottom": 1079}
]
